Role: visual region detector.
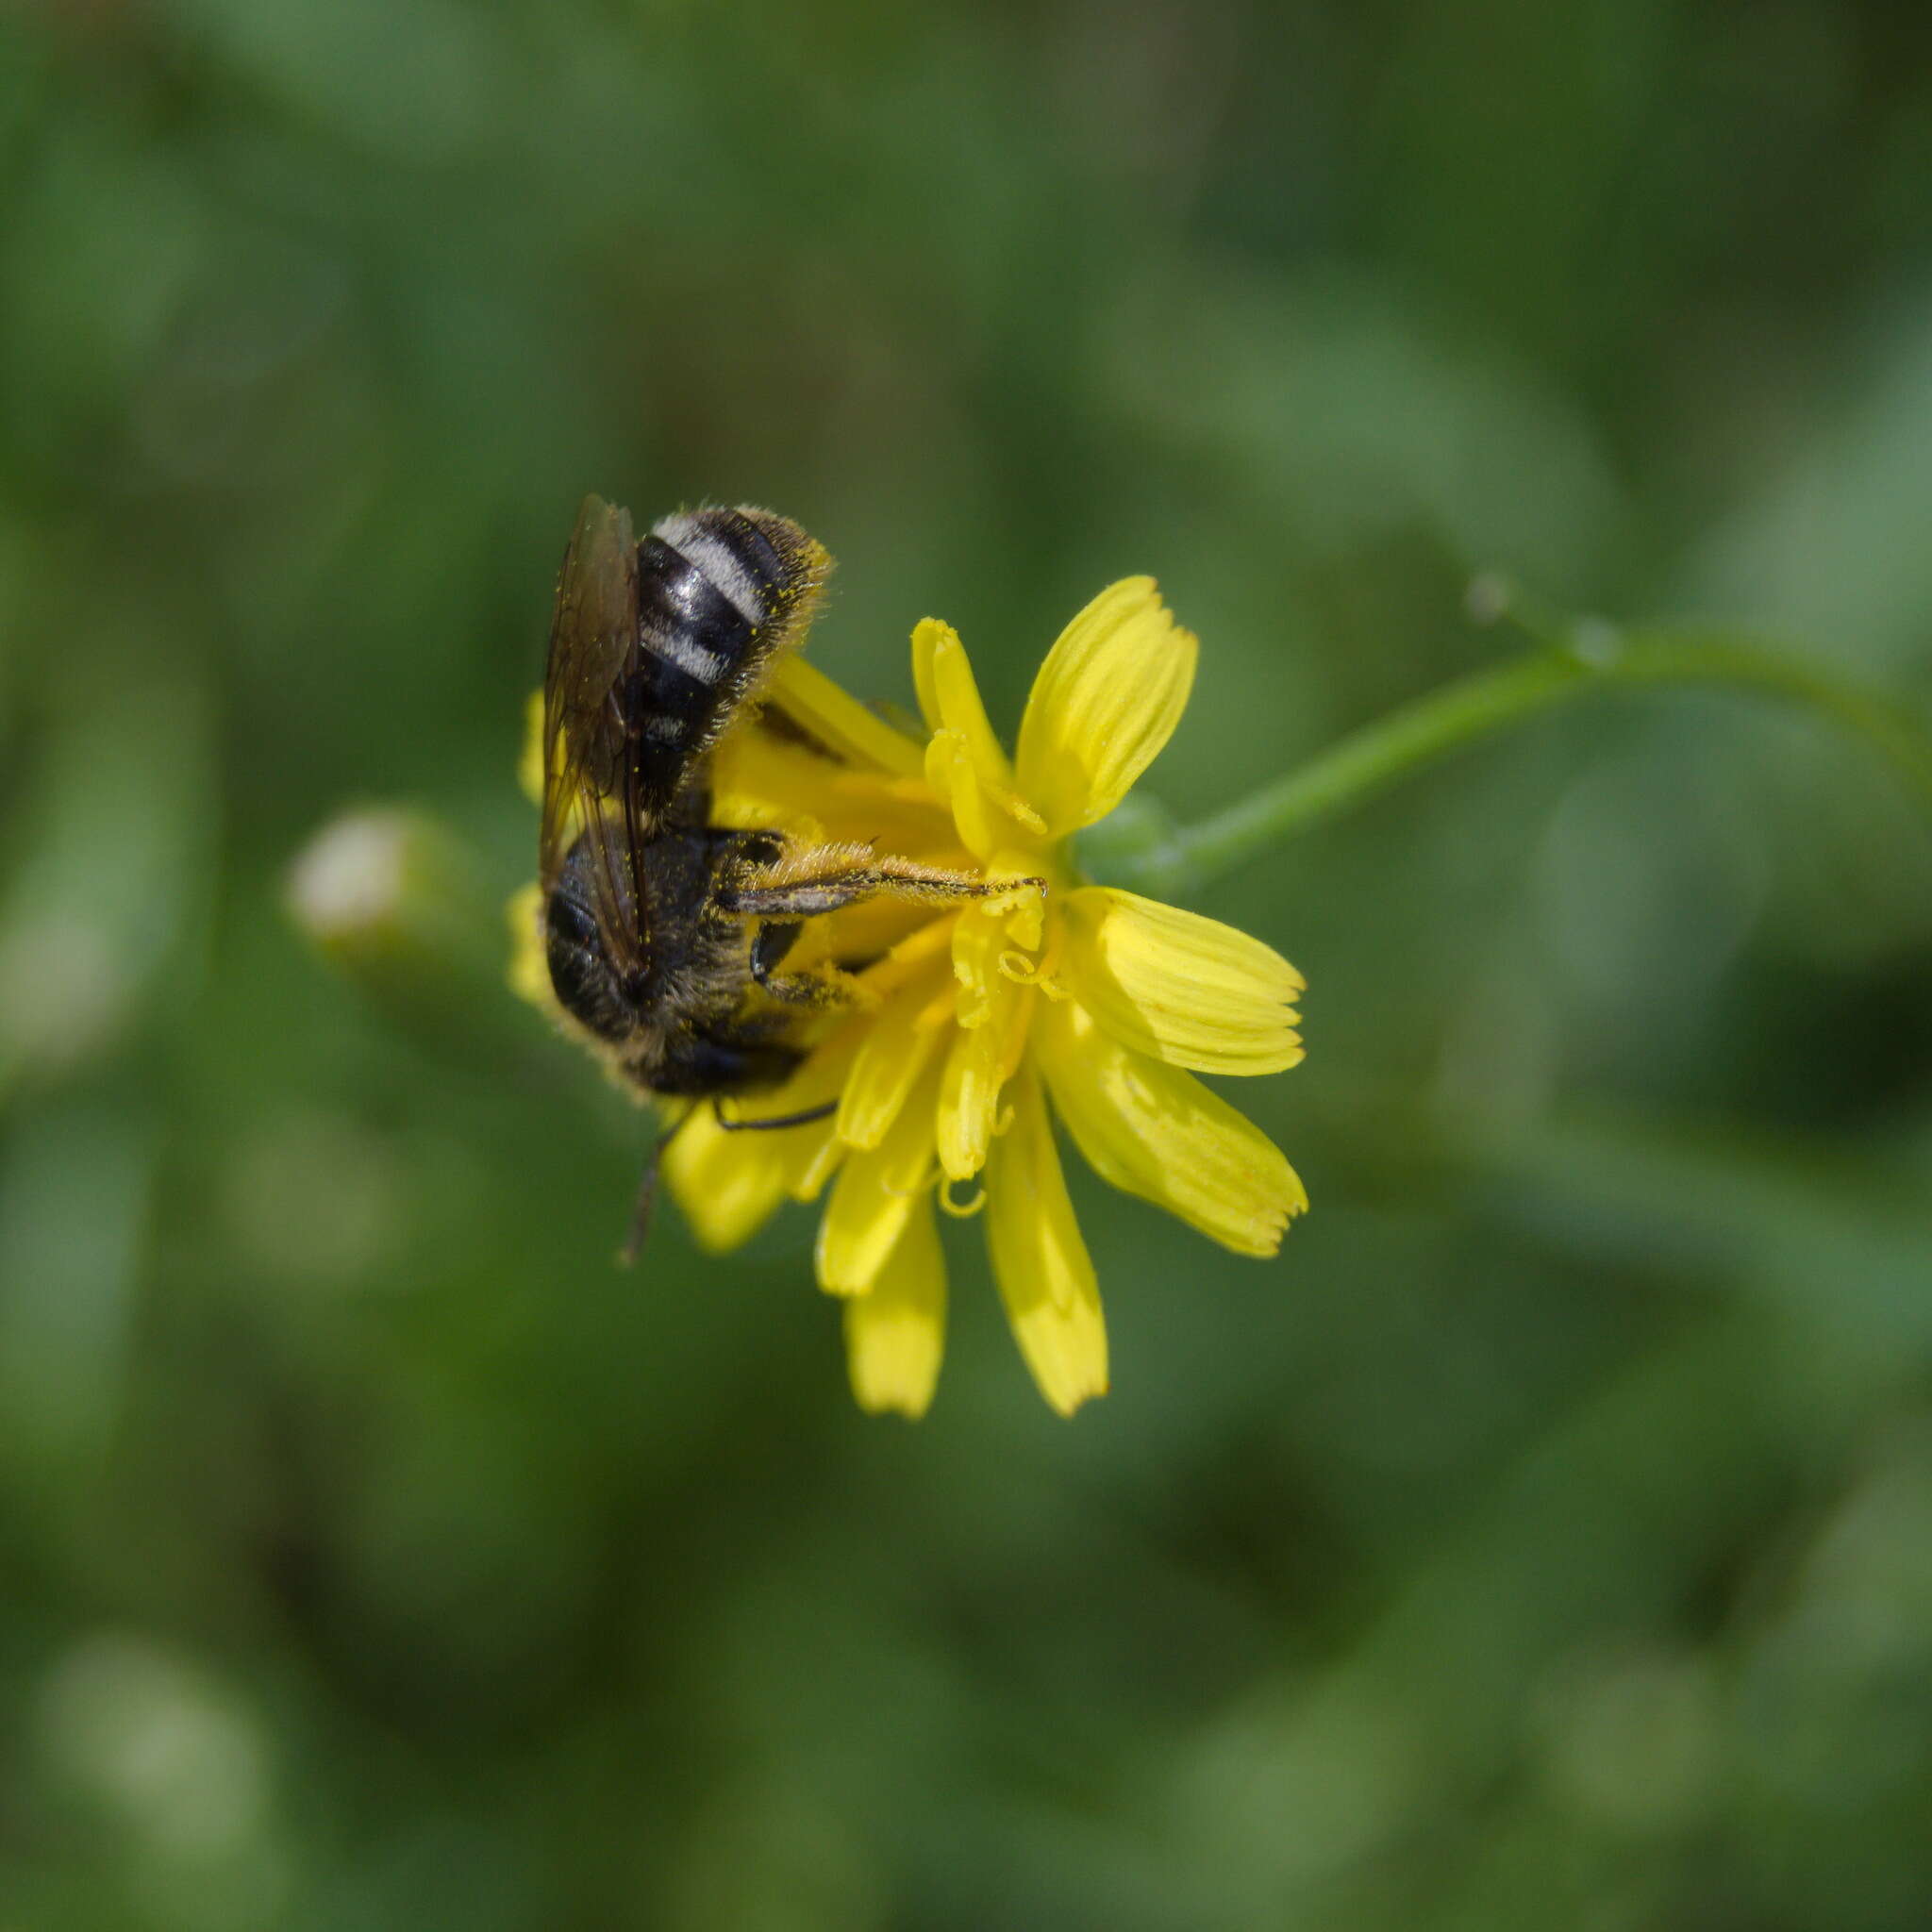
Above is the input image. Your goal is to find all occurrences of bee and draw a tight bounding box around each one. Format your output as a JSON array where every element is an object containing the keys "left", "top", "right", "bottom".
[{"left": 537, "top": 495, "right": 1025, "bottom": 1256}]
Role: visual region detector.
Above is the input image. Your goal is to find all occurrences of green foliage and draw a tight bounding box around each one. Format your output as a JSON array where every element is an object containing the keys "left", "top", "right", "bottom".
[{"left": 3, "top": 1, "right": 1931, "bottom": 1925}]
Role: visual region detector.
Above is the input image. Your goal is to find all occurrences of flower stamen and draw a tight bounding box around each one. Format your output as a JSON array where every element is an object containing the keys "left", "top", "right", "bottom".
[{"left": 937, "top": 1177, "right": 988, "bottom": 1219}]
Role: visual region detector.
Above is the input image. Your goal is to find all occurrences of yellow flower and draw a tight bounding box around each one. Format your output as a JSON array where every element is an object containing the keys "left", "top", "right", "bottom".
[{"left": 510, "top": 582, "right": 1307, "bottom": 1418}]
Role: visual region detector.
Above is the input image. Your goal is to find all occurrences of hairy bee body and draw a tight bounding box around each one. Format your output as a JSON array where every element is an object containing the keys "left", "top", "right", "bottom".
[
  {"left": 623, "top": 511, "right": 822, "bottom": 822},
  {"left": 544, "top": 819, "right": 805, "bottom": 1096},
  {"left": 535, "top": 494, "right": 1029, "bottom": 1249},
  {"left": 539, "top": 502, "right": 826, "bottom": 1099}
]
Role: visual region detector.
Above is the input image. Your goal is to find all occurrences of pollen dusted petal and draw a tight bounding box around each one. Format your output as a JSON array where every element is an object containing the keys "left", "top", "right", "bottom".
[
  {"left": 985, "top": 1072, "right": 1107, "bottom": 1414},
  {"left": 1015, "top": 578, "right": 1197, "bottom": 837},
  {"left": 1035, "top": 998, "right": 1307, "bottom": 1257},
  {"left": 816, "top": 1060, "right": 945, "bottom": 1296},
  {"left": 1059, "top": 887, "right": 1306, "bottom": 1075},
  {"left": 842, "top": 1201, "right": 947, "bottom": 1418}
]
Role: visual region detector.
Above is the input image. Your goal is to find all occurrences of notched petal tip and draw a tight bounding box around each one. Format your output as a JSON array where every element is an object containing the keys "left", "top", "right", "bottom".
[
  {"left": 1036, "top": 999, "right": 1307, "bottom": 1257},
  {"left": 843, "top": 1203, "right": 947, "bottom": 1418},
  {"left": 910, "top": 617, "right": 955, "bottom": 737},
  {"left": 1015, "top": 579, "right": 1198, "bottom": 836},
  {"left": 1061, "top": 888, "right": 1307, "bottom": 1076},
  {"left": 986, "top": 1074, "right": 1109, "bottom": 1414}
]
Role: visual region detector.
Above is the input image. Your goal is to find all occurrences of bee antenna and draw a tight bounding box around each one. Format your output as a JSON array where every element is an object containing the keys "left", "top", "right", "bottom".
[{"left": 619, "top": 1108, "right": 698, "bottom": 1266}]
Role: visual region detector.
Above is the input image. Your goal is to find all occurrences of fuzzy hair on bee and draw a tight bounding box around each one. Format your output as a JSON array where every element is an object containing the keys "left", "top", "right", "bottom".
[{"left": 535, "top": 495, "right": 1037, "bottom": 1257}]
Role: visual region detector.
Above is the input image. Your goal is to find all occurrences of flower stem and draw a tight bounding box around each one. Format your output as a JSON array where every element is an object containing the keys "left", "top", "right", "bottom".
[{"left": 1111, "top": 612, "right": 1932, "bottom": 899}]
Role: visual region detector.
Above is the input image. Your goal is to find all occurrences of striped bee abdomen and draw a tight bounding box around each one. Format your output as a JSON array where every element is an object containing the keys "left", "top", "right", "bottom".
[{"left": 624, "top": 508, "right": 828, "bottom": 821}]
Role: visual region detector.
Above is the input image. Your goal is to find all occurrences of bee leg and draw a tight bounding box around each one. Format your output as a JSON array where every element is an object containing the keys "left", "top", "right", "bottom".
[
  {"left": 749, "top": 919, "right": 802, "bottom": 982},
  {"left": 712, "top": 1095, "right": 839, "bottom": 1132},
  {"left": 719, "top": 847, "right": 1043, "bottom": 921},
  {"left": 747, "top": 920, "right": 858, "bottom": 1008},
  {"left": 723, "top": 829, "right": 786, "bottom": 867},
  {"left": 619, "top": 1107, "right": 698, "bottom": 1267}
]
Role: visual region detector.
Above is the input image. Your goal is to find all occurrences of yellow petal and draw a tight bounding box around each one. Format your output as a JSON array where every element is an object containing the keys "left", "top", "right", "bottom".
[
  {"left": 769, "top": 655, "right": 926, "bottom": 781},
  {"left": 835, "top": 962, "right": 953, "bottom": 1150},
  {"left": 927, "top": 625, "right": 1012, "bottom": 785},
  {"left": 709, "top": 725, "right": 956, "bottom": 851},
  {"left": 1014, "top": 578, "right": 1197, "bottom": 836},
  {"left": 914, "top": 620, "right": 1047, "bottom": 855},
  {"left": 924, "top": 728, "right": 1007, "bottom": 861},
  {"left": 985, "top": 1071, "right": 1107, "bottom": 1414},
  {"left": 1058, "top": 888, "right": 1306, "bottom": 1075},
  {"left": 949, "top": 896, "right": 1004, "bottom": 1028},
  {"left": 937, "top": 1024, "right": 1001, "bottom": 1183},
  {"left": 988, "top": 845, "right": 1048, "bottom": 953},
  {"left": 791, "top": 1125, "right": 849, "bottom": 1204},
  {"left": 937, "top": 907, "right": 1035, "bottom": 1181},
  {"left": 1034, "top": 997, "right": 1307, "bottom": 1257},
  {"left": 661, "top": 1102, "right": 797, "bottom": 1253},
  {"left": 506, "top": 881, "right": 555, "bottom": 1013},
  {"left": 816, "top": 1059, "right": 943, "bottom": 1295},
  {"left": 842, "top": 1201, "right": 947, "bottom": 1417},
  {"left": 519, "top": 690, "right": 545, "bottom": 806},
  {"left": 661, "top": 1027, "right": 859, "bottom": 1246},
  {"left": 674, "top": 1024, "right": 863, "bottom": 1215},
  {"left": 911, "top": 617, "right": 946, "bottom": 734},
  {"left": 919, "top": 621, "right": 1046, "bottom": 809}
]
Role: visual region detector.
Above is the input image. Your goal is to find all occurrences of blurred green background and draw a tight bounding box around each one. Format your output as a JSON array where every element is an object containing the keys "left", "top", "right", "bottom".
[{"left": 5, "top": 1, "right": 1932, "bottom": 1925}]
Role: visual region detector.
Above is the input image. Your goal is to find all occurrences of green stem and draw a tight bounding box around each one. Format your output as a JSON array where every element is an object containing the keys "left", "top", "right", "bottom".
[{"left": 1110, "top": 621, "right": 1932, "bottom": 899}]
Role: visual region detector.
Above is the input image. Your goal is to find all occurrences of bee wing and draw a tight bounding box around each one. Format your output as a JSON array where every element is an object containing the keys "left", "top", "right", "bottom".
[{"left": 539, "top": 495, "right": 652, "bottom": 977}]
